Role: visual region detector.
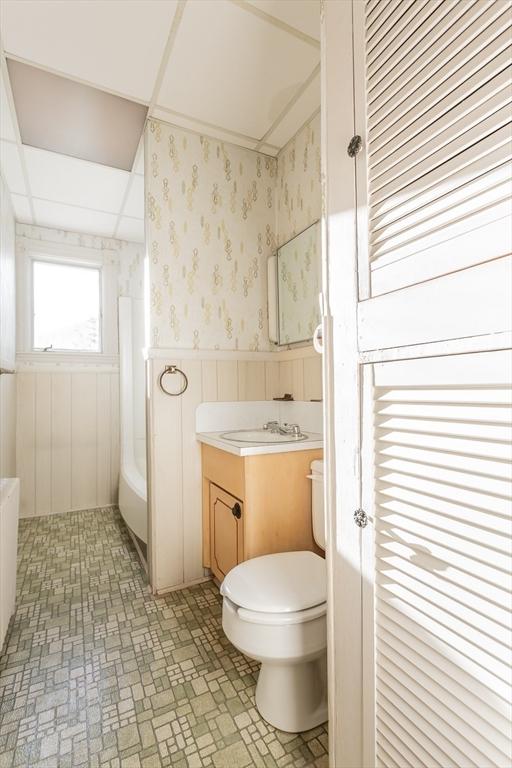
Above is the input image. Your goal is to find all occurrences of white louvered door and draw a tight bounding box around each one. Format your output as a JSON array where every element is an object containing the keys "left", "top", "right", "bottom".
[
  {"left": 321, "top": 2, "right": 512, "bottom": 767},
  {"left": 365, "top": 0, "right": 512, "bottom": 303},
  {"left": 370, "top": 352, "right": 512, "bottom": 768}
]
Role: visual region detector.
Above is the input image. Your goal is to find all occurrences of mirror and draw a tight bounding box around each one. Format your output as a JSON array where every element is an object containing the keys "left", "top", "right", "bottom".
[{"left": 275, "top": 221, "right": 321, "bottom": 345}]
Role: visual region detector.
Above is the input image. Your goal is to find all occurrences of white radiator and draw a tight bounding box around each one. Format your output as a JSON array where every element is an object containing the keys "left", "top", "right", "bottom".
[{"left": 0, "top": 478, "right": 19, "bottom": 652}]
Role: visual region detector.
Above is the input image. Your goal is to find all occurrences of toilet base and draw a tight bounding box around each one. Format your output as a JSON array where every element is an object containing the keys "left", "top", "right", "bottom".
[{"left": 255, "top": 655, "right": 328, "bottom": 733}]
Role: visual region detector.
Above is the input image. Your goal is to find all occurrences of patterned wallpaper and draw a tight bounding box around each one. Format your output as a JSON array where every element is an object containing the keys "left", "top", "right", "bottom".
[
  {"left": 118, "top": 241, "right": 145, "bottom": 300},
  {"left": 145, "top": 113, "right": 321, "bottom": 352},
  {"left": 16, "top": 223, "right": 144, "bottom": 300},
  {"left": 276, "top": 112, "right": 321, "bottom": 247},
  {"left": 146, "top": 120, "right": 277, "bottom": 351}
]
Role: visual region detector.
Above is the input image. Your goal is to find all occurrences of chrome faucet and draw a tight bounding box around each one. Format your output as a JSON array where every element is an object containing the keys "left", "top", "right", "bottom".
[
  {"left": 280, "top": 423, "right": 302, "bottom": 436},
  {"left": 263, "top": 421, "right": 304, "bottom": 437}
]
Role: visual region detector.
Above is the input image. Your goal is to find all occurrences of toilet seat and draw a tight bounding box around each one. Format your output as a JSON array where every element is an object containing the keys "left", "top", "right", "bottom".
[
  {"left": 220, "top": 550, "right": 326, "bottom": 614},
  {"left": 236, "top": 600, "right": 326, "bottom": 626}
]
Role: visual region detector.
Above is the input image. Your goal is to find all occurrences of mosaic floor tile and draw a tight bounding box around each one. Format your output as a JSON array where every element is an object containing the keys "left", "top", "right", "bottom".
[{"left": 0, "top": 509, "right": 329, "bottom": 767}]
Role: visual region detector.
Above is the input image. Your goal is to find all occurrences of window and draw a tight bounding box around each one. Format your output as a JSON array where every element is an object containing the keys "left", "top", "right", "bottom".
[{"left": 32, "top": 260, "right": 101, "bottom": 352}]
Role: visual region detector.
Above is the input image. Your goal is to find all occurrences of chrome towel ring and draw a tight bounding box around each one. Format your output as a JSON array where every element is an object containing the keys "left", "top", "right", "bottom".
[{"left": 159, "top": 365, "right": 188, "bottom": 396}]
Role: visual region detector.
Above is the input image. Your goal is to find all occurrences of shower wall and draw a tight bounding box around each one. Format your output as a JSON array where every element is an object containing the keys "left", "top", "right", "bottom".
[
  {"left": 118, "top": 295, "right": 147, "bottom": 543},
  {"left": 118, "top": 237, "right": 146, "bottom": 477},
  {"left": 0, "top": 174, "right": 16, "bottom": 479}
]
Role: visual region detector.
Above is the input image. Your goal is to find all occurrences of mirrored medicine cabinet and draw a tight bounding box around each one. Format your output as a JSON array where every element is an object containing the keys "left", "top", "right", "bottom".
[{"left": 267, "top": 220, "right": 321, "bottom": 346}]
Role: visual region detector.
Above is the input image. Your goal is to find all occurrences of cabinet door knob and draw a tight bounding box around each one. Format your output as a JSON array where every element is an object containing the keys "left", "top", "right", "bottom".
[{"left": 232, "top": 503, "right": 242, "bottom": 519}]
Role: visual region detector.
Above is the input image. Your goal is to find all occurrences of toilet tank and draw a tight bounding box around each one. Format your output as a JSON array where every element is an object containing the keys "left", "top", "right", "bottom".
[{"left": 310, "top": 459, "right": 325, "bottom": 550}]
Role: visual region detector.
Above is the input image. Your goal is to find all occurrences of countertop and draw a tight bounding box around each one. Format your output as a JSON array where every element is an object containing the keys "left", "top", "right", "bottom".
[{"left": 196, "top": 430, "right": 323, "bottom": 457}]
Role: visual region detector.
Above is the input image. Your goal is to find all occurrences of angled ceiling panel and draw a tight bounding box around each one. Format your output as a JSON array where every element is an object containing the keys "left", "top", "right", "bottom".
[
  {"left": 33, "top": 198, "right": 118, "bottom": 237},
  {"left": 8, "top": 59, "right": 147, "bottom": 171},
  {"left": 24, "top": 145, "right": 129, "bottom": 213},
  {"left": 157, "top": 0, "right": 318, "bottom": 139},
  {"left": 150, "top": 106, "right": 261, "bottom": 151},
  {"left": 264, "top": 71, "right": 320, "bottom": 148},
  {"left": 0, "top": 0, "right": 179, "bottom": 101},
  {"left": 246, "top": 0, "right": 320, "bottom": 41}
]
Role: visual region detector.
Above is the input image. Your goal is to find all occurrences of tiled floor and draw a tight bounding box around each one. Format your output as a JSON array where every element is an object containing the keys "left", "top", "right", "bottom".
[{"left": 0, "top": 508, "right": 329, "bottom": 768}]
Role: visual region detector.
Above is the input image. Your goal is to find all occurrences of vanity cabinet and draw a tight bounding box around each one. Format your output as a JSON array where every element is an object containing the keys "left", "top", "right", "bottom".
[{"left": 202, "top": 444, "right": 323, "bottom": 583}]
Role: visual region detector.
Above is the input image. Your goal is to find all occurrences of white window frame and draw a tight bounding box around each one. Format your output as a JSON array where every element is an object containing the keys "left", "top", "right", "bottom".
[{"left": 17, "top": 238, "right": 118, "bottom": 362}]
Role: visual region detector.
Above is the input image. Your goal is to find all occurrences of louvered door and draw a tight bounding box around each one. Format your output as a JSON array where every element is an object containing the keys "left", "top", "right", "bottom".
[
  {"left": 372, "top": 351, "right": 512, "bottom": 768},
  {"left": 365, "top": 0, "right": 512, "bottom": 301},
  {"left": 321, "top": 2, "right": 512, "bottom": 767}
]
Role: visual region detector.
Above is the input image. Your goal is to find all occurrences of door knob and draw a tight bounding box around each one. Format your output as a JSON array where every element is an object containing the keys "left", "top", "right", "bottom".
[{"left": 232, "top": 503, "right": 242, "bottom": 519}]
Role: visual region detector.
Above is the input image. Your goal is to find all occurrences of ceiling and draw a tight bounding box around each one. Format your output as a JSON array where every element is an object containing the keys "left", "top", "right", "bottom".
[{"left": 0, "top": 0, "right": 320, "bottom": 243}]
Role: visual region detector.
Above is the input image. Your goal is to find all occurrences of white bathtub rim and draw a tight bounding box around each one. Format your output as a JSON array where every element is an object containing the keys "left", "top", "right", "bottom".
[
  {"left": 121, "top": 456, "right": 147, "bottom": 502},
  {"left": 119, "top": 467, "right": 147, "bottom": 543}
]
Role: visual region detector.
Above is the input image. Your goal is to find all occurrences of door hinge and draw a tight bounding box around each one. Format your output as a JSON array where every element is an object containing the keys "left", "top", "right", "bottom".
[
  {"left": 354, "top": 508, "right": 368, "bottom": 528},
  {"left": 347, "top": 135, "right": 363, "bottom": 157}
]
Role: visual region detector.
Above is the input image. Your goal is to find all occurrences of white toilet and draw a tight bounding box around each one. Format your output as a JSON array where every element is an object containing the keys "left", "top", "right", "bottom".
[{"left": 220, "top": 459, "right": 327, "bottom": 733}]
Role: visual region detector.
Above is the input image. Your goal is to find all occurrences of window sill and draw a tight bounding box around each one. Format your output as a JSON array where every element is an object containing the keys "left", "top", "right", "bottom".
[{"left": 16, "top": 351, "right": 119, "bottom": 372}]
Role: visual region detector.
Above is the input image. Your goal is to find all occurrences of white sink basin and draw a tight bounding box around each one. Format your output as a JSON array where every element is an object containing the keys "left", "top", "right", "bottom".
[{"left": 220, "top": 429, "right": 308, "bottom": 443}]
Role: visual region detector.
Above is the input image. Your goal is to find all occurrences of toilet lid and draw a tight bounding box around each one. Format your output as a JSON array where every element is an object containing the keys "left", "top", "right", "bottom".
[{"left": 221, "top": 551, "right": 326, "bottom": 613}]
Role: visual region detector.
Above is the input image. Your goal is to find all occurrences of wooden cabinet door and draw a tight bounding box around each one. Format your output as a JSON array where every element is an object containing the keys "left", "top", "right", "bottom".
[{"left": 209, "top": 484, "right": 243, "bottom": 582}]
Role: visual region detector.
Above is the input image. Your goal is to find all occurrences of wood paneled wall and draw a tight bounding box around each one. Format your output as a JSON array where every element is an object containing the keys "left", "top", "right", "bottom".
[
  {"left": 16, "top": 371, "right": 119, "bottom": 517},
  {"left": 200, "top": 359, "right": 279, "bottom": 402},
  {"left": 14, "top": 348, "right": 320, "bottom": 528},
  {"left": 279, "top": 355, "right": 322, "bottom": 401},
  {"left": 199, "top": 354, "right": 322, "bottom": 403}
]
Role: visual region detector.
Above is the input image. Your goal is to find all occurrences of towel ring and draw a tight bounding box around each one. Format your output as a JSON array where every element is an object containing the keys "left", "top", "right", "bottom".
[{"left": 159, "top": 365, "right": 188, "bottom": 396}]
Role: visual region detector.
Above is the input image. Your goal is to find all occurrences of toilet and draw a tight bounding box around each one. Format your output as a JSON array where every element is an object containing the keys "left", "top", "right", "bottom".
[{"left": 220, "top": 459, "right": 326, "bottom": 733}]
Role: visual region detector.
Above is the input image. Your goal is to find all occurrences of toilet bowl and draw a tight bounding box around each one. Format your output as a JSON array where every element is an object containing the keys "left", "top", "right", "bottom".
[{"left": 221, "top": 549, "right": 327, "bottom": 733}]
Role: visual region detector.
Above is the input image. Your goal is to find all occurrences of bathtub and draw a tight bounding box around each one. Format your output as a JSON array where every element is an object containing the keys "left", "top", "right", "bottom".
[{"left": 118, "top": 296, "right": 147, "bottom": 544}]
